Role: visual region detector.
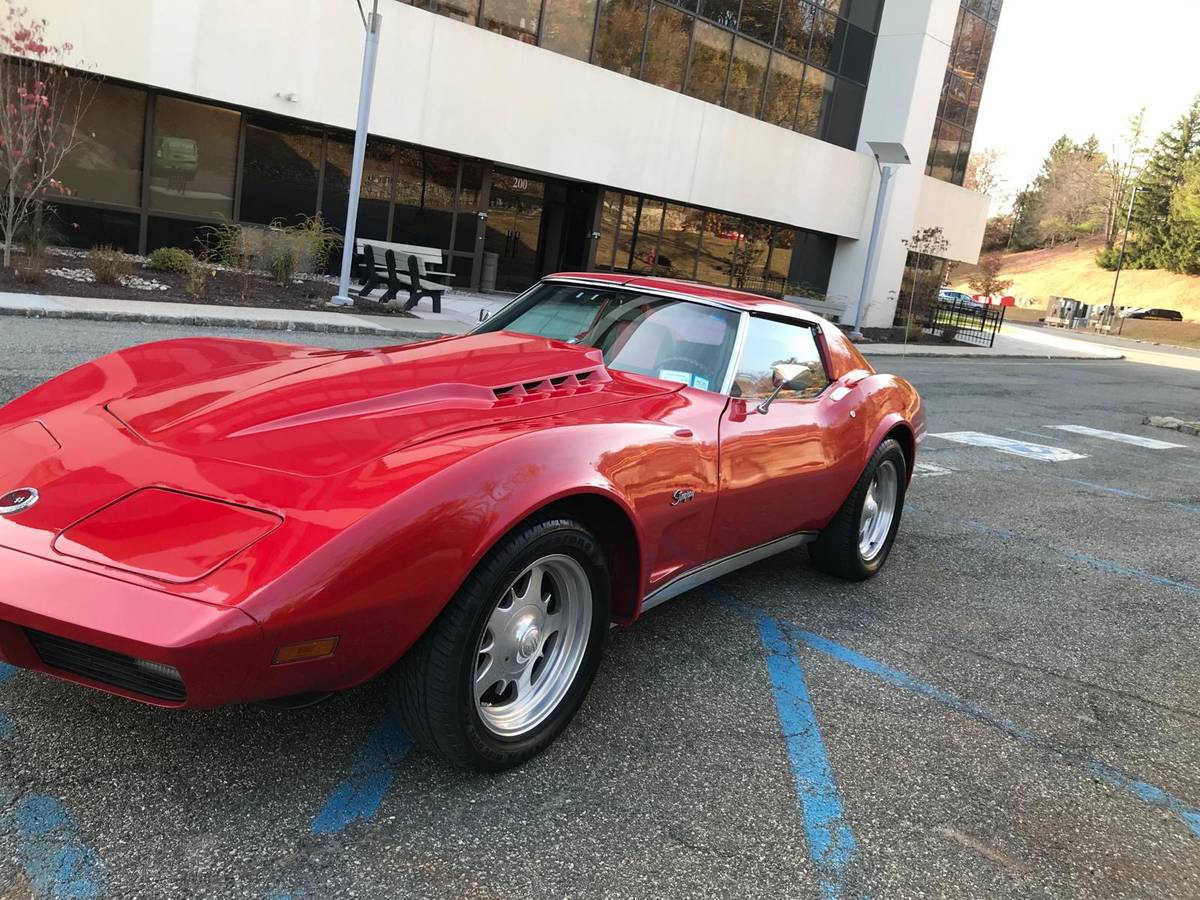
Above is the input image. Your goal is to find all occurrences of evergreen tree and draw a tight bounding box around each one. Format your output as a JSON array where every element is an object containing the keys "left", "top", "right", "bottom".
[{"left": 1128, "top": 95, "right": 1200, "bottom": 270}]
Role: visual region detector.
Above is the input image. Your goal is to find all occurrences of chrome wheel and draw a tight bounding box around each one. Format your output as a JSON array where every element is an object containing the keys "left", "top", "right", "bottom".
[
  {"left": 473, "top": 554, "right": 593, "bottom": 738},
  {"left": 858, "top": 459, "right": 899, "bottom": 562}
]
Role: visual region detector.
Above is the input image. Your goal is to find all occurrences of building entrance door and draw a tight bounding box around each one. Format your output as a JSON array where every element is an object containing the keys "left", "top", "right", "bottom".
[
  {"left": 483, "top": 170, "right": 545, "bottom": 293},
  {"left": 540, "top": 180, "right": 598, "bottom": 275}
]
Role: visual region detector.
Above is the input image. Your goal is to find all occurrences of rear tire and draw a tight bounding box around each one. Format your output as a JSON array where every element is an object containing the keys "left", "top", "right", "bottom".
[
  {"left": 809, "top": 437, "right": 907, "bottom": 581},
  {"left": 392, "top": 516, "right": 611, "bottom": 771}
]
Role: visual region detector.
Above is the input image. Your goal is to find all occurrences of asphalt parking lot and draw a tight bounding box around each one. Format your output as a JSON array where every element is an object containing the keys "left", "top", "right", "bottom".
[{"left": 2, "top": 318, "right": 1199, "bottom": 899}]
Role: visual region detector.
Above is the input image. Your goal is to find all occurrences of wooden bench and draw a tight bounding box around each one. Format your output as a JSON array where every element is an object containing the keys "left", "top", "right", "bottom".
[{"left": 354, "top": 239, "right": 454, "bottom": 312}]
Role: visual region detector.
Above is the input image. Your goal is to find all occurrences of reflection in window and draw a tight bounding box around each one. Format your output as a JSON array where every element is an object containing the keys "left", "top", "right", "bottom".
[
  {"left": 684, "top": 20, "right": 732, "bottom": 105},
  {"left": 321, "top": 138, "right": 394, "bottom": 238},
  {"left": 726, "top": 38, "right": 769, "bottom": 116},
  {"left": 697, "top": 211, "right": 738, "bottom": 287},
  {"left": 775, "top": 0, "right": 812, "bottom": 58},
  {"left": 732, "top": 316, "right": 829, "bottom": 400},
  {"left": 796, "top": 66, "right": 833, "bottom": 137},
  {"left": 738, "top": 0, "right": 781, "bottom": 43},
  {"left": 239, "top": 116, "right": 322, "bottom": 225},
  {"left": 148, "top": 96, "right": 239, "bottom": 219},
  {"left": 631, "top": 198, "right": 665, "bottom": 274},
  {"left": 826, "top": 77, "right": 864, "bottom": 149},
  {"left": 436, "top": 0, "right": 480, "bottom": 24},
  {"left": 951, "top": 9, "right": 985, "bottom": 79},
  {"left": 482, "top": 0, "right": 540, "bottom": 42},
  {"left": 58, "top": 81, "right": 145, "bottom": 207},
  {"left": 47, "top": 203, "right": 140, "bottom": 252},
  {"left": 540, "top": 0, "right": 599, "bottom": 60},
  {"left": 657, "top": 202, "right": 703, "bottom": 280},
  {"left": 699, "top": 0, "right": 739, "bottom": 30},
  {"left": 762, "top": 52, "right": 803, "bottom": 128},
  {"left": 595, "top": 191, "right": 622, "bottom": 270},
  {"left": 594, "top": 0, "right": 649, "bottom": 77},
  {"left": 807, "top": 7, "right": 839, "bottom": 69},
  {"left": 642, "top": 4, "right": 692, "bottom": 92}
]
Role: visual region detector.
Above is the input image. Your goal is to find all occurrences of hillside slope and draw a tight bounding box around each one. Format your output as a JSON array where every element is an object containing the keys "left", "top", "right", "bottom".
[{"left": 949, "top": 241, "right": 1200, "bottom": 322}]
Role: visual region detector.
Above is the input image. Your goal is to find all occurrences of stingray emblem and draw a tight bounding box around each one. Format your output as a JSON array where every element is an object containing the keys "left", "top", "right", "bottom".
[
  {"left": 0, "top": 487, "right": 39, "bottom": 516},
  {"left": 671, "top": 488, "right": 695, "bottom": 507}
]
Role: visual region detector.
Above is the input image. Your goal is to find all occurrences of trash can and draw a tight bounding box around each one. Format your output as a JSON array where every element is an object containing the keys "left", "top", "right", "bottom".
[{"left": 480, "top": 251, "right": 499, "bottom": 294}]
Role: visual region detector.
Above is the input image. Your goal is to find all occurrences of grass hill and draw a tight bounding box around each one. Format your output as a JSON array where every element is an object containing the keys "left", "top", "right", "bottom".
[{"left": 949, "top": 239, "right": 1200, "bottom": 323}]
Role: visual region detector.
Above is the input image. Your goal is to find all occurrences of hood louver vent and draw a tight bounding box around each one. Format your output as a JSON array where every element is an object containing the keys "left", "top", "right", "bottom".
[{"left": 492, "top": 367, "right": 611, "bottom": 402}]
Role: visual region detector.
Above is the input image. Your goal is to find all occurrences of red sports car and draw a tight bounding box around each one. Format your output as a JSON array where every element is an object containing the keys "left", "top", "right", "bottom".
[{"left": 0, "top": 274, "right": 925, "bottom": 769}]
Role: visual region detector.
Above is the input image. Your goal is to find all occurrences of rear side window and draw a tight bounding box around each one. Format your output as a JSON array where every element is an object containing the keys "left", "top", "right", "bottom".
[{"left": 731, "top": 316, "right": 830, "bottom": 400}]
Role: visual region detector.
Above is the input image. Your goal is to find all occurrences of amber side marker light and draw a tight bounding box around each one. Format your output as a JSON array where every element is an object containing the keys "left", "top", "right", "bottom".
[{"left": 273, "top": 637, "right": 339, "bottom": 665}]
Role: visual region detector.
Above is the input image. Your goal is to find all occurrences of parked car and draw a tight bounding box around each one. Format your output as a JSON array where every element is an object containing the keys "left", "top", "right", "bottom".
[
  {"left": 937, "top": 289, "right": 987, "bottom": 318},
  {"left": 0, "top": 274, "right": 925, "bottom": 770},
  {"left": 1121, "top": 307, "right": 1183, "bottom": 321}
]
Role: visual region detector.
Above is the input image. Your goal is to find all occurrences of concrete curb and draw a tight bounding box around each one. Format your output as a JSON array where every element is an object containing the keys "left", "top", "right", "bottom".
[{"left": 0, "top": 305, "right": 456, "bottom": 340}]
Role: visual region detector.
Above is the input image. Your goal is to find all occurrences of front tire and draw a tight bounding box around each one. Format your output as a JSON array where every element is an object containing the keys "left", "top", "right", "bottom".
[
  {"left": 808, "top": 437, "right": 907, "bottom": 581},
  {"left": 393, "top": 516, "right": 611, "bottom": 770}
]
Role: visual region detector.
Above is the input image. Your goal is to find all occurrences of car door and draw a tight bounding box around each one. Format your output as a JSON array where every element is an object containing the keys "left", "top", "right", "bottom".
[{"left": 706, "top": 315, "right": 843, "bottom": 561}]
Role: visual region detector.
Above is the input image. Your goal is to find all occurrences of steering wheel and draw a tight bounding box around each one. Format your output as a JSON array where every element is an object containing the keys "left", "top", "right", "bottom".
[{"left": 656, "top": 355, "right": 715, "bottom": 387}]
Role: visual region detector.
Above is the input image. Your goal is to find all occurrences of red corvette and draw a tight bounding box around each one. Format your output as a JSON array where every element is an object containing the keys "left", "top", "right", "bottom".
[{"left": 0, "top": 274, "right": 924, "bottom": 769}]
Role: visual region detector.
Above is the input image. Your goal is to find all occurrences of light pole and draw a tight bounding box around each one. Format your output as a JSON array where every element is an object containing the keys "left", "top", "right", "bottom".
[
  {"left": 849, "top": 141, "right": 911, "bottom": 339},
  {"left": 331, "top": 0, "right": 383, "bottom": 307},
  {"left": 1104, "top": 184, "right": 1139, "bottom": 327}
]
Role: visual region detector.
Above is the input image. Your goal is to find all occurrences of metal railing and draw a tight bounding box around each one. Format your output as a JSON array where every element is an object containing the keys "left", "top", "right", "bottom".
[{"left": 923, "top": 297, "right": 1006, "bottom": 348}]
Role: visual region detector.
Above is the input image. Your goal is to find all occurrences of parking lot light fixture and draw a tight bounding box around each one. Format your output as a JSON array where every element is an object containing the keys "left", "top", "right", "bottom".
[
  {"left": 849, "top": 141, "right": 911, "bottom": 340},
  {"left": 331, "top": 1, "right": 383, "bottom": 308}
]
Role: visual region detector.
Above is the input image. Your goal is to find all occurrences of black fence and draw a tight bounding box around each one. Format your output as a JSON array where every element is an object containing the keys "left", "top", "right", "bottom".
[{"left": 924, "top": 297, "right": 1006, "bottom": 348}]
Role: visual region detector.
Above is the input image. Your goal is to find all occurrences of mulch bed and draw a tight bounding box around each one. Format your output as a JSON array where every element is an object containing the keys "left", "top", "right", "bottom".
[{"left": 0, "top": 255, "right": 416, "bottom": 318}]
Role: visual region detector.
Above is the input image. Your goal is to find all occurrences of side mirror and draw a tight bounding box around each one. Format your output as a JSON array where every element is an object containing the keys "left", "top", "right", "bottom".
[
  {"left": 757, "top": 363, "right": 812, "bottom": 414},
  {"left": 479, "top": 308, "right": 491, "bottom": 322}
]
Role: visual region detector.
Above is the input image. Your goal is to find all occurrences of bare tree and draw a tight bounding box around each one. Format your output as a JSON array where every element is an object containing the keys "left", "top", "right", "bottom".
[
  {"left": 1036, "top": 139, "right": 1108, "bottom": 246},
  {"left": 0, "top": 5, "right": 96, "bottom": 268},
  {"left": 964, "top": 147, "right": 1005, "bottom": 198},
  {"left": 966, "top": 254, "right": 1013, "bottom": 298},
  {"left": 1104, "top": 108, "right": 1148, "bottom": 248},
  {"left": 899, "top": 225, "right": 949, "bottom": 329}
]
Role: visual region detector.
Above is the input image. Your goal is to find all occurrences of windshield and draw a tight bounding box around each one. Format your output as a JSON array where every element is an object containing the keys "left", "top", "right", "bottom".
[{"left": 475, "top": 282, "right": 740, "bottom": 392}]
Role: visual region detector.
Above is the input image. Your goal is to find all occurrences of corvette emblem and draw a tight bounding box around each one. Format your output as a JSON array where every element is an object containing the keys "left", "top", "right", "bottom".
[
  {"left": 671, "top": 488, "right": 695, "bottom": 506},
  {"left": 0, "top": 487, "right": 39, "bottom": 516}
]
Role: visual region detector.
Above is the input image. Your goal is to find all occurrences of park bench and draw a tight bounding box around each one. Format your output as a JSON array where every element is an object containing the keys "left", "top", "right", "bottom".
[{"left": 354, "top": 239, "right": 454, "bottom": 312}]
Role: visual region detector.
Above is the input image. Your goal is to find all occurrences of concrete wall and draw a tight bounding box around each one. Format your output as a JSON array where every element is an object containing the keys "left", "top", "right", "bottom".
[
  {"left": 36, "top": 0, "right": 990, "bottom": 322},
  {"left": 914, "top": 176, "right": 991, "bottom": 265}
]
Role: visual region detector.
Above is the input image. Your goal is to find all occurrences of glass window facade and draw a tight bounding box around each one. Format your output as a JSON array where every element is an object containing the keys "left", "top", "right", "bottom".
[
  {"left": 148, "top": 96, "right": 240, "bottom": 220},
  {"left": 594, "top": 187, "right": 835, "bottom": 297},
  {"left": 58, "top": 81, "right": 146, "bottom": 207},
  {"left": 414, "top": 0, "right": 881, "bottom": 149},
  {"left": 925, "top": 0, "right": 1003, "bottom": 184}
]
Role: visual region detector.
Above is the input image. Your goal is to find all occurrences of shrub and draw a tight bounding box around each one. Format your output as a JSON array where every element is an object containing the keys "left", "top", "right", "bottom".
[
  {"left": 146, "top": 246, "right": 196, "bottom": 273},
  {"left": 939, "top": 325, "right": 960, "bottom": 344},
  {"left": 15, "top": 256, "right": 45, "bottom": 284},
  {"left": 185, "top": 263, "right": 210, "bottom": 298},
  {"left": 284, "top": 214, "right": 341, "bottom": 274},
  {"left": 904, "top": 320, "right": 924, "bottom": 343},
  {"left": 203, "top": 222, "right": 262, "bottom": 297},
  {"left": 262, "top": 230, "right": 300, "bottom": 286},
  {"left": 88, "top": 245, "right": 131, "bottom": 285}
]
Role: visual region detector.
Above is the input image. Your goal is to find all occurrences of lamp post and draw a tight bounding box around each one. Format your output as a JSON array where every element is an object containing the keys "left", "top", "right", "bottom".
[
  {"left": 849, "top": 141, "right": 911, "bottom": 339},
  {"left": 331, "top": 0, "right": 383, "bottom": 307},
  {"left": 1104, "top": 184, "right": 1139, "bottom": 327}
]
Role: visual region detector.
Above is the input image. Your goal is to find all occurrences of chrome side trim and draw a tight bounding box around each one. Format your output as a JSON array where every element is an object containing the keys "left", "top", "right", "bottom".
[{"left": 639, "top": 531, "right": 817, "bottom": 614}]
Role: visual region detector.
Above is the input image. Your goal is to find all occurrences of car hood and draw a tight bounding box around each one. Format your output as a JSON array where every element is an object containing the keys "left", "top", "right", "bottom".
[{"left": 103, "top": 332, "right": 677, "bottom": 476}]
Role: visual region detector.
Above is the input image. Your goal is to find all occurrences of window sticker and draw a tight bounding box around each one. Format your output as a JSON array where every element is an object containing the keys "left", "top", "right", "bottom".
[
  {"left": 658, "top": 369, "right": 693, "bottom": 386},
  {"left": 692, "top": 376, "right": 710, "bottom": 391}
]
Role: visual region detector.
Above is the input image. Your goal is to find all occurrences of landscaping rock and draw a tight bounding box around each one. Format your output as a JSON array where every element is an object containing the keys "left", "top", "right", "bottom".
[{"left": 1144, "top": 415, "right": 1200, "bottom": 436}]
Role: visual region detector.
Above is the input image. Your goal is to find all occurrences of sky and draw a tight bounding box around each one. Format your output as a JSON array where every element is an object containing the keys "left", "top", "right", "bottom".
[{"left": 971, "top": 0, "right": 1200, "bottom": 210}]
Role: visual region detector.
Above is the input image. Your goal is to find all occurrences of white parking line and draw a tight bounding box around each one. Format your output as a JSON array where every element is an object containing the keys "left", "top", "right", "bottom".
[
  {"left": 913, "top": 462, "right": 953, "bottom": 477},
  {"left": 1048, "top": 424, "right": 1187, "bottom": 450},
  {"left": 929, "top": 431, "right": 1088, "bottom": 462}
]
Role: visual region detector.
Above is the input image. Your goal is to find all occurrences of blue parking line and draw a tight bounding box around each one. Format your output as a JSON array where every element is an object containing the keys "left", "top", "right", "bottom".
[
  {"left": 311, "top": 714, "right": 412, "bottom": 835},
  {"left": 786, "top": 625, "right": 1200, "bottom": 841},
  {"left": 1058, "top": 549, "right": 1200, "bottom": 599},
  {"left": 8, "top": 796, "right": 103, "bottom": 900},
  {"left": 0, "top": 662, "right": 18, "bottom": 683},
  {"left": 757, "top": 614, "right": 858, "bottom": 900},
  {"left": 0, "top": 711, "right": 12, "bottom": 742},
  {"left": 1056, "top": 477, "right": 1200, "bottom": 514}
]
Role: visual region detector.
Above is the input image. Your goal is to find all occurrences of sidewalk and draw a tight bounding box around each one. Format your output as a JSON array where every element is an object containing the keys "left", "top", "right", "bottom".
[{"left": 859, "top": 323, "right": 1124, "bottom": 360}]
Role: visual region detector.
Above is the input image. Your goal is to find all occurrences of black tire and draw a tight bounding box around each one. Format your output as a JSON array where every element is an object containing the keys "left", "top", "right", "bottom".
[
  {"left": 808, "top": 437, "right": 907, "bottom": 581},
  {"left": 392, "top": 515, "right": 611, "bottom": 771}
]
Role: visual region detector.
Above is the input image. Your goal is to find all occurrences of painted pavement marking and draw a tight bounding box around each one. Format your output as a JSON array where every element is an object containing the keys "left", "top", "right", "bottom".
[
  {"left": 311, "top": 714, "right": 413, "bottom": 835},
  {"left": 929, "top": 431, "right": 1087, "bottom": 462},
  {"left": 0, "top": 662, "right": 17, "bottom": 684},
  {"left": 912, "top": 462, "right": 952, "bottom": 478},
  {"left": 1048, "top": 424, "right": 1186, "bottom": 450},
  {"left": 757, "top": 614, "right": 858, "bottom": 900}
]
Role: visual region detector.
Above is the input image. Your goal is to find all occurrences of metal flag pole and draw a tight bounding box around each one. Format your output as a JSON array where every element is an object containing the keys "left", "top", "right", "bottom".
[{"left": 331, "top": 0, "right": 383, "bottom": 307}]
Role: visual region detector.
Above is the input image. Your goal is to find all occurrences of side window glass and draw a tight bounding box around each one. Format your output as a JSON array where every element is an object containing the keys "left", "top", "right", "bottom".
[{"left": 732, "top": 317, "right": 830, "bottom": 400}]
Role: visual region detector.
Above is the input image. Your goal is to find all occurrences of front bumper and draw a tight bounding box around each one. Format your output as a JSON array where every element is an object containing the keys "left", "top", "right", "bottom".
[{"left": 0, "top": 544, "right": 263, "bottom": 708}]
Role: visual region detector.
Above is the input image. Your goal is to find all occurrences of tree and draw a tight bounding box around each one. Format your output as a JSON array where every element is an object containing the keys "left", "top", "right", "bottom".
[
  {"left": 0, "top": 6, "right": 96, "bottom": 267},
  {"left": 964, "top": 147, "right": 1005, "bottom": 198},
  {"left": 1103, "top": 108, "right": 1147, "bottom": 248},
  {"left": 894, "top": 225, "right": 949, "bottom": 328},
  {"left": 966, "top": 254, "right": 1013, "bottom": 297},
  {"left": 1034, "top": 135, "right": 1109, "bottom": 246},
  {"left": 1128, "top": 95, "right": 1200, "bottom": 272}
]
